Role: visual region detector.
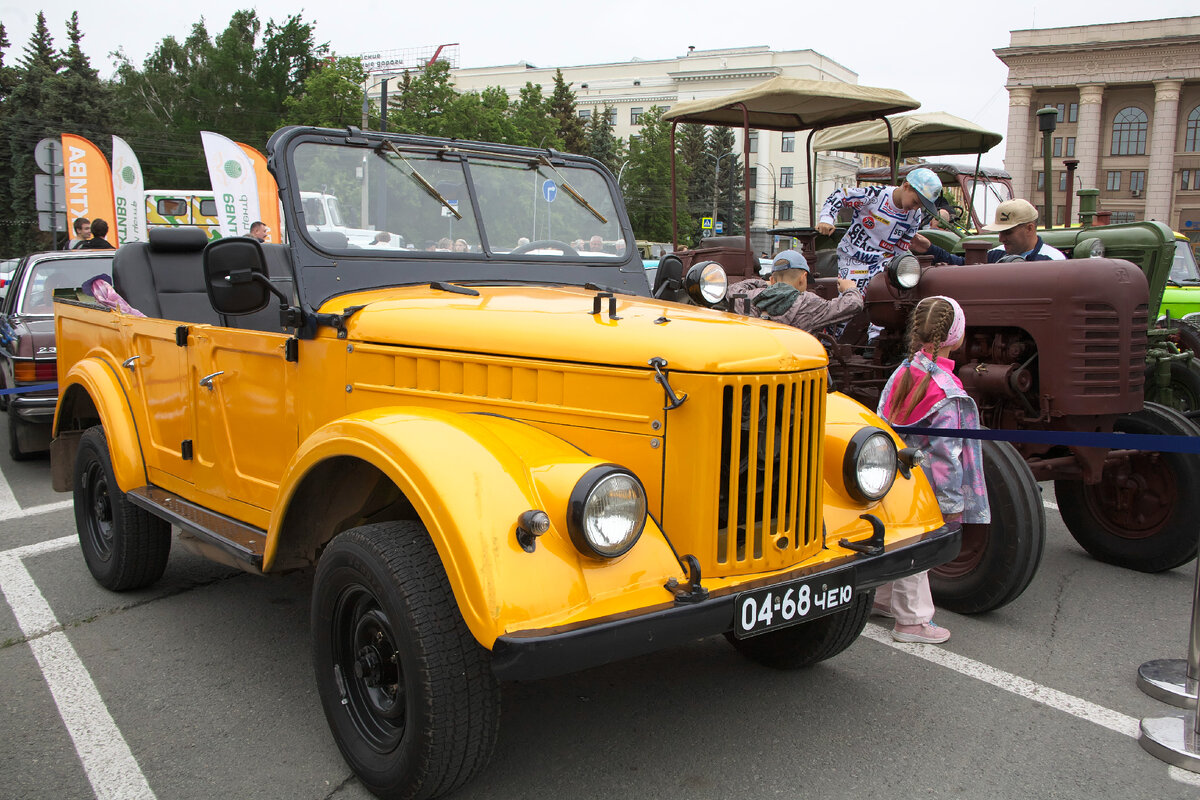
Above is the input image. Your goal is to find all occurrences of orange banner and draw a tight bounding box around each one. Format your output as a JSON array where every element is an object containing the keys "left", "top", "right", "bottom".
[
  {"left": 237, "top": 142, "right": 281, "bottom": 244},
  {"left": 61, "top": 133, "right": 118, "bottom": 246}
]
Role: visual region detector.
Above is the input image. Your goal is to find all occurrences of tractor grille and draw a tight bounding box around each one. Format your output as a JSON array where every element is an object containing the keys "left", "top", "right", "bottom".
[
  {"left": 714, "top": 371, "right": 825, "bottom": 574},
  {"left": 1075, "top": 302, "right": 1147, "bottom": 396}
]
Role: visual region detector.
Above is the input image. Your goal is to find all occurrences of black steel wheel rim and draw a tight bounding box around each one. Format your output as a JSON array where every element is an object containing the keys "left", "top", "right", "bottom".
[
  {"left": 83, "top": 461, "right": 115, "bottom": 561},
  {"left": 332, "top": 583, "right": 406, "bottom": 753}
]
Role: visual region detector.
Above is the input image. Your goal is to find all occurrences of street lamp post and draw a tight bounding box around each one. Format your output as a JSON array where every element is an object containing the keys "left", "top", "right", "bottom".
[
  {"left": 362, "top": 77, "right": 391, "bottom": 132},
  {"left": 756, "top": 162, "right": 778, "bottom": 232}
]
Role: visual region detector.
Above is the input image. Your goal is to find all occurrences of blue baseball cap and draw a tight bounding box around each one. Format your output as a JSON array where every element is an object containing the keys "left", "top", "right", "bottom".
[
  {"left": 905, "top": 167, "right": 943, "bottom": 215},
  {"left": 768, "top": 249, "right": 809, "bottom": 274}
]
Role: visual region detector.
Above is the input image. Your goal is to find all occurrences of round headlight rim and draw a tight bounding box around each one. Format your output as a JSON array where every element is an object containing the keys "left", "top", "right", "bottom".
[
  {"left": 684, "top": 260, "right": 728, "bottom": 306},
  {"left": 842, "top": 427, "right": 898, "bottom": 504},
  {"left": 887, "top": 253, "right": 922, "bottom": 290},
  {"left": 566, "top": 464, "right": 648, "bottom": 560}
]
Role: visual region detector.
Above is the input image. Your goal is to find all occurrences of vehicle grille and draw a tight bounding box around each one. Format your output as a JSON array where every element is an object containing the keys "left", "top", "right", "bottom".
[
  {"left": 1075, "top": 302, "right": 1147, "bottom": 396},
  {"left": 713, "top": 371, "right": 825, "bottom": 575}
]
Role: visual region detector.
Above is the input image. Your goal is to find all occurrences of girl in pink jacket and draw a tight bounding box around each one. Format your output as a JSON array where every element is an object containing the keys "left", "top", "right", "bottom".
[{"left": 874, "top": 295, "right": 990, "bottom": 643}]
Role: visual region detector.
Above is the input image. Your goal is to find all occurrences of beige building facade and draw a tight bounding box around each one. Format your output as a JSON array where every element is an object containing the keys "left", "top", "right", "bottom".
[
  {"left": 995, "top": 17, "right": 1200, "bottom": 238},
  {"left": 440, "top": 46, "right": 863, "bottom": 237}
]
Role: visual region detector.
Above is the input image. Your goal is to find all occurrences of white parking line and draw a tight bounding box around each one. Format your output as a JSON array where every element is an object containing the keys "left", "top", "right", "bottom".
[
  {"left": 0, "top": 536, "right": 157, "bottom": 800},
  {"left": 864, "top": 622, "right": 1139, "bottom": 736},
  {"left": 1044, "top": 499, "right": 1060, "bottom": 511}
]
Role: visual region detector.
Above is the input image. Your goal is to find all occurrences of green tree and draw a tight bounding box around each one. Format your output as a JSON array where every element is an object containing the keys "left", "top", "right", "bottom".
[
  {"left": 509, "top": 82, "right": 559, "bottom": 149},
  {"left": 284, "top": 56, "right": 365, "bottom": 128},
  {"left": 388, "top": 60, "right": 459, "bottom": 136},
  {"left": 585, "top": 104, "right": 625, "bottom": 175},
  {"left": 622, "top": 106, "right": 684, "bottom": 242},
  {"left": 707, "top": 125, "right": 744, "bottom": 235},
  {"left": 548, "top": 69, "right": 586, "bottom": 154},
  {"left": 677, "top": 123, "right": 710, "bottom": 245}
]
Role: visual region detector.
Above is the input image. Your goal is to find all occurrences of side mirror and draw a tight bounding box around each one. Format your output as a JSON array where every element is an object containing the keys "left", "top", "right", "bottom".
[
  {"left": 203, "top": 237, "right": 272, "bottom": 315},
  {"left": 652, "top": 254, "right": 685, "bottom": 299}
]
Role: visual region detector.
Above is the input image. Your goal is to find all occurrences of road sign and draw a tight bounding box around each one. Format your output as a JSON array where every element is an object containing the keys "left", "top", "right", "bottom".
[
  {"left": 701, "top": 217, "right": 713, "bottom": 229},
  {"left": 716, "top": 221, "right": 724, "bottom": 234},
  {"left": 34, "top": 138, "right": 63, "bottom": 174},
  {"left": 542, "top": 180, "right": 557, "bottom": 203},
  {"left": 35, "top": 174, "right": 67, "bottom": 212},
  {"left": 38, "top": 211, "right": 68, "bottom": 232},
  {"left": 440, "top": 201, "right": 459, "bottom": 217}
]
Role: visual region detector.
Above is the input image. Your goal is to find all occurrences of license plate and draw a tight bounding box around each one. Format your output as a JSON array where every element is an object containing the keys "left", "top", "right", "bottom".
[{"left": 733, "top": 568, "right": 856, "bottom": 639}]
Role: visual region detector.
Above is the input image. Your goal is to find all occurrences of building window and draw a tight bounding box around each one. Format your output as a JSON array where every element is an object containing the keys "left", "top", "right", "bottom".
[
  {"left": 1057, "top": 103, "right": 1066, "bottom": 122},
  {"left": 781, "top": 132, "right": 795, "bottom": 152},
  {"left": 780, "top": 167, "right": 794, "bottom": 188},
  {"left": 606, "top": 108, "right": 617, "bottom": 126},
  {"left": 778, "top": 200, "right": 794, "bottom": 221},
  {"left": 1036, "top": 171, "right": 1044, "bottom": 191},
  {"left": 1059, "top": 172, "right": 1068, "bottom": 191},
  {"left": 1107, "top": 171, "right": 1121, "bottom": 191},
  {"left": 1187, "top": 106, "right": 1200, "bottom": 151},
  {"left": 1183, "top": 170, "right": 1192, "bottom": 191},
  {"left": 748, "top": 168, "right": 757, "bottom": 188},
  {"left": 1066, "top": 137, "right": 1076, "bottom": 157},
  {"left": 1053, "top": 137, "right": 1062, "bottom": 157},
  {"left": 578, "top": 109, "right": 591, "bottom": 120},
  {"left": 1068, "top": 103, "right": 1078, "bottom": 123},
  {"left": 630, "top": 107, "right": 644, "bottom": 125},
  {"left": 1111, "top": 211, "right": 1137, "bottom": 223},
  {"left": 748, "top": 131, "right": 758, "bottom": 154},
  {"left": 1130, "top": 170, "right": 1146, "bottom": 193},
  {"left": 1111, "top": 107, "right": 1148, "bottom": 155}
]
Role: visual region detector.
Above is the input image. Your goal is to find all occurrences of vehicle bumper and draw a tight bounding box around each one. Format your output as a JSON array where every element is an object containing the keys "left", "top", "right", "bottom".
[
  {"left": 10, "top": 394, "right": 57, "bottom": 423},
  {"left": 491, "top": 521, "right": 960, "bottom": 681}
]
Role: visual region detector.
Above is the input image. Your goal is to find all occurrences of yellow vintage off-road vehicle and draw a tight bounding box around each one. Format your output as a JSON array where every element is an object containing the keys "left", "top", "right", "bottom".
[{"left": 52, "top": 126, "right": 959, "bottom": 799}]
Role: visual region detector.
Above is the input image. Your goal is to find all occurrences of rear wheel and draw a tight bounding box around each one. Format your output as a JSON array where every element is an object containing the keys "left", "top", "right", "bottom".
[
  {"left": 930, "top": 439, "right": 1045, "bottom": 613},
  {"left": 312, "top": 521, "right": 499, "bottom": 799},
  {"left": 1055, "top": 403, "right": 1200, "bottom": 572},
  {"left": 725, "top": 589, "right": 872, "bottom": 669},
  {"left": 74, "top": 426, "right": 171, "bottom": 590}
]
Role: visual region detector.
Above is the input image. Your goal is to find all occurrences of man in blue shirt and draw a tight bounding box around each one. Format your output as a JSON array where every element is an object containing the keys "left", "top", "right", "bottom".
[{"left": 911, "top": 198, "right": 1065, "bottom": 264}]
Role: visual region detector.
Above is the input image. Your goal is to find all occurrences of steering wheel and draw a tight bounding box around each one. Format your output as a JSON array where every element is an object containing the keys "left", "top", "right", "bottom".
[{"left": 510, "top": 239, "right": 579, "bottom": 256}]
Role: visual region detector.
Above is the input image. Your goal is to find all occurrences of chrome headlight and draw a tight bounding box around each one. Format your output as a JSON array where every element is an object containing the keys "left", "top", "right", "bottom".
[
  {"left": 568, "top": 466, "right": 647, "bottom": 558},
  {"left": 684, "top": 261, "right": 728, "bottom": 306},
  {"left": 842, "top": 428, "right": 898, "bottom": 503},
  {"left": 887, "top": 254, "right": 921, "bottom": 289}
]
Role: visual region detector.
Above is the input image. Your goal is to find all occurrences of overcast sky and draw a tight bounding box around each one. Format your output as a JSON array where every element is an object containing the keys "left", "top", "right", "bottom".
[{"left": 2, "top": 1, "right": 1195, "bottom": 168}]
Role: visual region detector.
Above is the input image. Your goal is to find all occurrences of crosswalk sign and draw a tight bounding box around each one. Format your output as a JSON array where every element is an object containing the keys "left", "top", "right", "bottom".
[{"left": 701, "top": 217, "right": 713, "bottom": 230}]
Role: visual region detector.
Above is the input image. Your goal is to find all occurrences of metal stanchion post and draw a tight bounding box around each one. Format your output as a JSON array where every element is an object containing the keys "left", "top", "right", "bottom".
[
  {"left": 1139, "top": 556, "right": 1200, "bottom": 770},
  {"left": 1137, "top": 559, "right": 1200, "bottom": 707}
]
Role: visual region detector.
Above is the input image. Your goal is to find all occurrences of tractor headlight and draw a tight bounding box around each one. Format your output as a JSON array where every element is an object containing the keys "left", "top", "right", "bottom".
[
  {"left": 684, "top": 261, "right": 728, "bottom": 306},
  {"left": 887, "top": 254, "right": 921, "bottom": 289},
  {"left": 843, "top": 428, "right": 898, "bottom": 503},
  {"left": 568, "top": 466, "right": 647, "bottom": 558}
]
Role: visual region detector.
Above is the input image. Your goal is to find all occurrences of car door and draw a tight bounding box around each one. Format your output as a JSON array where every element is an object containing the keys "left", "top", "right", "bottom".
[{"left": 187, "top": 325, "right": 298, "bottom": 514}]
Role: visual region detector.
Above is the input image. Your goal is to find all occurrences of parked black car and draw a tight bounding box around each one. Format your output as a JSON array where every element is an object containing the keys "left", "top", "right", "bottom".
[{"left": 0, "top": 250, "right": 113, "bottom": 459}]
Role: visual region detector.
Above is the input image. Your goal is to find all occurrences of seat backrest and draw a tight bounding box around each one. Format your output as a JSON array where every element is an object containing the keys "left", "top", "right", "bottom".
[{"left": 113, "top": 227, "right": 220, "bottom": 324}]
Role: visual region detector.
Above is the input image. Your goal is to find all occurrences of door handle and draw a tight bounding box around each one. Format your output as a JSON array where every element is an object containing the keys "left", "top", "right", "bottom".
[
  {"left": 122, "top": 355, "right": 141, "bottom": 372},
  {"left": 199, "top": 371, "right": 225, "bottom": 390}
]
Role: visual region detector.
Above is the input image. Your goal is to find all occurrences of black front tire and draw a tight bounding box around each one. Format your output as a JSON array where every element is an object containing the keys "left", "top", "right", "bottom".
[
  {"left": 930, "top": 439, "right": 1045, "bottom": 614},
  {"left": 725, "top": 589, "right": 872, "bottom": 669},
  {"left": 1055, "top": 403, "right": 1200, "bottom": 572},
  {"left": 312, "top": 521, "right": 500, "bottom": 800},
  {"left": 74, "top": 426, "right": 171, "bottom": 590}
]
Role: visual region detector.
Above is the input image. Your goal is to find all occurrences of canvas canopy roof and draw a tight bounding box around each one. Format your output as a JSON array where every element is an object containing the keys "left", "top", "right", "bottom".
[
  {"left": 662, "top": 77, "right": 920, "bottom": 132},
  {"left": 811, "top": 112, "right": 1002, "bottom": 157},
  {"left": 855, "top": 163, "right": 1012, "bottom": 182}
]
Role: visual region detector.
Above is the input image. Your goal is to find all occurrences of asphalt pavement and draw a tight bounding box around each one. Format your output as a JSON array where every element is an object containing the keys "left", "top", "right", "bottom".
[{"left": 2, "top": 424, "right": 1199, "bottom": 800}]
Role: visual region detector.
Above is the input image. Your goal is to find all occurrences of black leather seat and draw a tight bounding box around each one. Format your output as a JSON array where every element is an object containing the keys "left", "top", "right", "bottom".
[{"left": 113, "top": 227, "right": 220, "bottom": 324}]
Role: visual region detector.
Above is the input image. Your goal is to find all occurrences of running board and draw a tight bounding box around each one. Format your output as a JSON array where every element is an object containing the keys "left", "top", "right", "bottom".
[{"left": 126, "top": 486, "right": 266, "bottom": 572}]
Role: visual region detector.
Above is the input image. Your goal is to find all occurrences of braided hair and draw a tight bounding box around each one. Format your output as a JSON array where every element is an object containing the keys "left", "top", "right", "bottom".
[{"left": 887, "top": 297, "right": 957, "bottom": 423}]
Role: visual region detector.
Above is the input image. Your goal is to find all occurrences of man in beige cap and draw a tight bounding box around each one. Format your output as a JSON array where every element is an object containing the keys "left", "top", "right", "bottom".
[{"left": 911, "top": 198, "right": 1065, "bottom": 264}]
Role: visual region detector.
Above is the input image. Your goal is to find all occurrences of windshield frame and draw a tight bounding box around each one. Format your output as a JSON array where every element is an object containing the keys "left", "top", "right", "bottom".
[{"left": 268, "top": 127, "right": 645, "bottom": 318}]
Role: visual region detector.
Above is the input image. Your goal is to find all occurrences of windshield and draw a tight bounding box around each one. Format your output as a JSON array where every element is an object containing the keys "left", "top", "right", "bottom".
[
  {"left": 291, "top": 141, "right": 625, "bottom": 259},
  {"left": 1171, "top": 240, "right": 1200, "bottom": 284},
  {"left": 966, "top": 178, "right": 1013, "bottom": 232}
]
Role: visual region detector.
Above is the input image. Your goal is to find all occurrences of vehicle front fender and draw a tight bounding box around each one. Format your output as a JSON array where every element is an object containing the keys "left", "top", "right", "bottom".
[
  {"left": 54, "top": 358, "right": 146, "bottom": 492},
  {"left": 268, "top": 407, "right": 684, "bottom": 649}
]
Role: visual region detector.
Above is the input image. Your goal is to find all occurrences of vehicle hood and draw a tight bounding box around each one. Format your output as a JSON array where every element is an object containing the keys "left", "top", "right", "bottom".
[
  {"left": 321, "top": 285, "right": 827, "bottom": 373},
  {"left": 3, "top": 315, "right": 55, "bottom": 359}
]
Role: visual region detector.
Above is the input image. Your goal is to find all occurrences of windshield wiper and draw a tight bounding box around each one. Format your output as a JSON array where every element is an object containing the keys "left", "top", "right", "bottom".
[
  {"left": 378, "top": 141, "right": 462, "bottom": 219},
  {"left": 539, "top": 156, "right": 608, "bottom": 224},
  {"left": 430, "top": 281, "right": 480, "bottom": 296}
]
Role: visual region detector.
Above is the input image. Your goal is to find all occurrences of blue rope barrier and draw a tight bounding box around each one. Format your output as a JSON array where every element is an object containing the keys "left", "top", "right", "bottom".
[
  {"left": 895, "top": 425, "right": 1200, "bottom": 455},
  {"left": 0, "top": 382, "right": 58, "bottom": 396}
]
